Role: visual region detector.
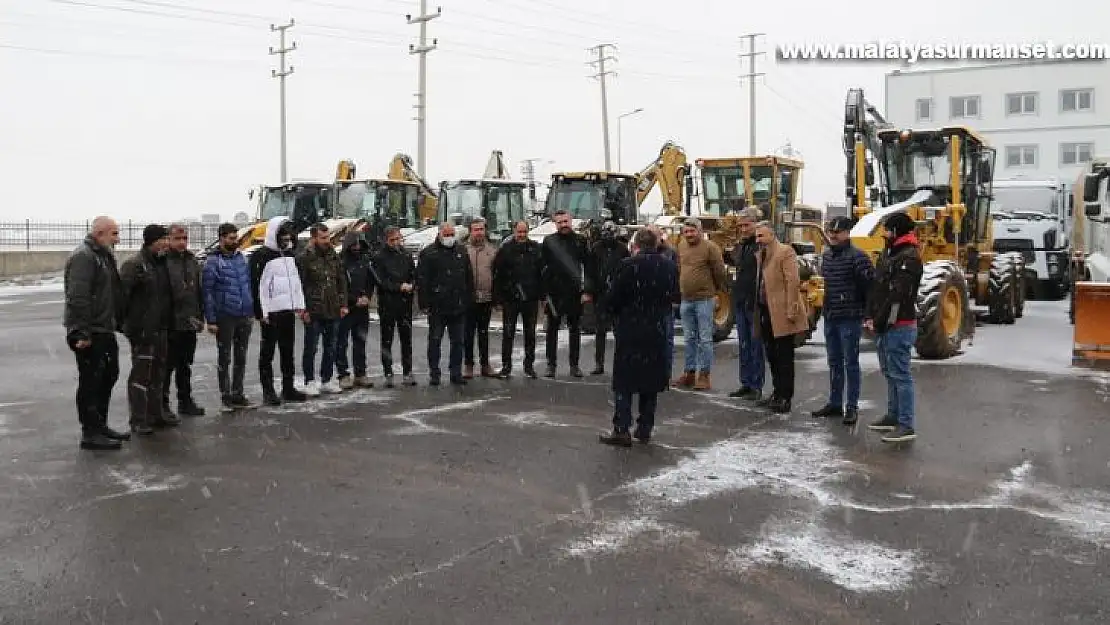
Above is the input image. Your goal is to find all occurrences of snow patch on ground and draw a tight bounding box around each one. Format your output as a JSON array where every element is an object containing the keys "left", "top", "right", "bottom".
[
  {"left": 496, "top": 410, "right": 577, "bottom": 428},
  {"left": 385, "top": 396, "right": 507, "bottom": 435},
  {"left": 261, "top": 389, "right": 396, "bottom": 415},
  {"left": 726, "top": 518, "right": 920, "bottom": 593},
  {"left": 564, "top": 519, "right": 695, "bottom": 557}
]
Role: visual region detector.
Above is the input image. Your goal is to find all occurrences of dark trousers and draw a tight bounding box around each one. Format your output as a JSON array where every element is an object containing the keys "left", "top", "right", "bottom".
[
  {"left": 760, "top": 305, "right": 795, "bottom": 401},
  {"left": 127, "top": 332, "right": 169, "bottom": 427},
  {"left": 164, "top": 330, "right": 198, "bottom": 407},
  {"left": 593, "top": 306, "right": 613, "bottom": 368},
  {"left": 613, "top": 391, "right": 658, "bottom": 433},
  {"left": 380, "top": 303, "right": 414, "bottom": 376},
  {"left": 303, "top": 318, "right": 338, "bottom": 383},
  {"left": 259, "top": 310, "right": 297, "bottom": 392},
  {"left": 217, "top": 316, "right": 253, "bottom": 397},
  {"left": 73, "top": 333, "right": 119, "bottom": 435},
  {"left": 428, "top": 312, "right": 464, "bottom": 379},
  {"left": 545, "top": 305, "right": 581, "bottom": 368},
  {"left": 501, "top": 300, "right": 538, "bottom": 371},
  {"left": 336, "top": 308, "right": 370, "bottom": 378},
  {"left": 464, "top": 301, "right": 493, "bottom": 367}
]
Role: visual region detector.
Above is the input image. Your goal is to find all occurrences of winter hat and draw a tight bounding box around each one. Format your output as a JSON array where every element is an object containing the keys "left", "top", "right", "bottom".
[
  {"left": 883, "top": 212, "right": 915, "bottom": 238},
  {"left": 143, "top": 224, "right": 169, "bottom": 247},
  {"left": 826, "top": 216, "right": 854, "bottom": 232}
]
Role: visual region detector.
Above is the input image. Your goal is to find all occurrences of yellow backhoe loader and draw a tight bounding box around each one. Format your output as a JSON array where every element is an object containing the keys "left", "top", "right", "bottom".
[
  {"left": 1070, "top": 159, "right": 1110, "bottom": 368},
  {"left": 843, "top": 87, "right": 1025, "bottom": 359},
  {"left": 388, "top": 153, "right": 438, "bottom": 224}
]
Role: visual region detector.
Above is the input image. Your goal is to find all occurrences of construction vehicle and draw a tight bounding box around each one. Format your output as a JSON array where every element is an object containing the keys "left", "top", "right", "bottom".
[
  {"left": 1069, "top": 159, "right": 1110, "bottom": 368},
  {"left": 991, "top": 178, "right": 1071, "bottom": 299},
  {"left": 843, "top": 87, "right": 1026, "bottom": 359},
  {"left": 438, "top": 150, "right": 528, "bottom": 241},
  {"left": 388, "top": 153, "right": 438, "bottom": 224}
]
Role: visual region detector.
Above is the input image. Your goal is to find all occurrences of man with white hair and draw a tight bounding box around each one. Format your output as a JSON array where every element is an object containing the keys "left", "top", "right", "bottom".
[
  {"left": 727, "top": 207, "right": 765, "bottom": 400},
  {"left": 417, "top": 222, "right": 473, "bottom": 385},
  {"left": 64, "top": 216, "right": 127, "bottom": 450},
  {"left": 674, "top": 217, "right": 728, "bottom": 390}
]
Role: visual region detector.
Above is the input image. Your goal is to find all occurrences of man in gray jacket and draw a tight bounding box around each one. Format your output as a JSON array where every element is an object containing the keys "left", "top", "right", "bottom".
[
  {"left": 64, "top": 216, "right": 128, "bottom": 450},
  {"left": 163, "top": 223, "right": 206, "bottom": 417}
]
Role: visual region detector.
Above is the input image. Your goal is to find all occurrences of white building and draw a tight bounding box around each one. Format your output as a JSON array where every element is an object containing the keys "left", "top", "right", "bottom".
[{"left": 884, "top": 59, "right": 1109, "bottom": 183}]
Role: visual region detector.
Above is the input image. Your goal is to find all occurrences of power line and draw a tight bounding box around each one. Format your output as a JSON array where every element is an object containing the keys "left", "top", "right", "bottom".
[
  {"left": 587, "top": 43, "right": 618, "bottom": 171},
  {"left": 407, "top": 0, "right": 440, "bottom": 179},
  {"left": 270, "top": 19, "right": 296, "bottom": 183}
]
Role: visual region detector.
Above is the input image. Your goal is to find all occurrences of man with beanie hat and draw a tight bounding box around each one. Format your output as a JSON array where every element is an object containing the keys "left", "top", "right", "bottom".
[
  {"left": 811, "top": 216, "right": 874, "bottom": 425},
  {"left": 203, "top": 223, "right": 256, "bottom": 408},
  {"left": 119, "top": 223, "right": 179, "bottom": 435},
  {"left": 864, "top": 211, "right": 923, "bottom": 442}
]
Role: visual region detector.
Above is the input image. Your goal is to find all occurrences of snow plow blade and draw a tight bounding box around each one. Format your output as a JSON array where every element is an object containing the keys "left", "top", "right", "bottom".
[{"left": 1072, "top": 281, "right": 1110, "bottom": 369}]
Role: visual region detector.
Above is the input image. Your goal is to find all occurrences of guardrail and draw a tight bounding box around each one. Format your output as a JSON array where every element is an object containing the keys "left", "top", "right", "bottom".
[{"left": 0, "top": 220, "right": 223, "bottom": 251}]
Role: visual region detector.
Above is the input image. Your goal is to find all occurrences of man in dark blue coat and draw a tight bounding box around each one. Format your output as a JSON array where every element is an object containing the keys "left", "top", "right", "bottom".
[
  {"left": 599, "top": 228, "right": 679, "bottom": 447},
  {"left": 203, "top": 223, "right": 256, "bottom": 408},
  {"left": 811, "top": 216, "right": 874, "bottom": 425}
]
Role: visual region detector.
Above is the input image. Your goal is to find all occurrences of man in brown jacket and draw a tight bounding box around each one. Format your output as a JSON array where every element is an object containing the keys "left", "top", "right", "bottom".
[
  {"left": 464, "top": 217, "right": 498, "bottom": 378},
  {"left": 754, "top": 222, "right": 809, "bottom": 413},
  {"left": 674, "top": 217, "right": 728, "bottom": 390}
]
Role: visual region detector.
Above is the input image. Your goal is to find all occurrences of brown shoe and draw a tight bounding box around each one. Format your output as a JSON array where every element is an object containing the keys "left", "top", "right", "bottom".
[
  {"left": 480, "top": 365, "right": 497, "bottom": 378},
  {"left": 671, "top": 371, "right": 695, "bottom": 387},
  {"left": 694, "top": 371, "right": 711, "bottom": 390},
  {"left": 463, "top": 365, "right": 474, "bottom": 379}
]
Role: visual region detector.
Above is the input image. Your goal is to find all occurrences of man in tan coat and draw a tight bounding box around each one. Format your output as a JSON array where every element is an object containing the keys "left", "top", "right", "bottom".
[
  {"left": 753, "top": 222, "right": 808, "bottom": 413},
  {"left": 464, "top": 217, "right": 498, "bottom": 378},
  {"left": 674, "top": 217, "right": 728, "bottom": 390}
]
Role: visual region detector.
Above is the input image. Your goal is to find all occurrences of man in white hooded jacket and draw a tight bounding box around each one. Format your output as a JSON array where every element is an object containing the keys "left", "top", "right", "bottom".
[{"left": 250, "top": 217, "right": 309, "bottom": 405}]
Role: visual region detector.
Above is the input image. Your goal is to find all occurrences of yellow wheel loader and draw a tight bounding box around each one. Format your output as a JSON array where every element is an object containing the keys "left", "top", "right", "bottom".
[{"left": 844, "top": 88, "right": 1024, "bottom": 359}]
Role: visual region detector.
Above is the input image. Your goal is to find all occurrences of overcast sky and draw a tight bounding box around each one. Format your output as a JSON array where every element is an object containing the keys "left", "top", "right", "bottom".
[{"left": 1, "top": 0, "right": 1103, "bottom": 222}]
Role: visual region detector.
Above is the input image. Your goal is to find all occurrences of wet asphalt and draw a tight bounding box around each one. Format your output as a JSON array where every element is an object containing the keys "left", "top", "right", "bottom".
[{"left": 0, "top": 287, "right": 1107, "bottom": 624}]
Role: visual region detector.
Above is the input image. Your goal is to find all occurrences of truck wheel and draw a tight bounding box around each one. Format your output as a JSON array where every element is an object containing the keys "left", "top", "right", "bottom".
[
  {"left": 987, "top": 255, "right": 1017, "bottom": 325},
  {"left": 1003, "top": 252, "right": 1027, "bottom": 317},
  {"left": 713, "top": 291, "right": 735, "bottom": 342},
  {"left": 915, "top": 261, "right": 970, "bottom": 359}
]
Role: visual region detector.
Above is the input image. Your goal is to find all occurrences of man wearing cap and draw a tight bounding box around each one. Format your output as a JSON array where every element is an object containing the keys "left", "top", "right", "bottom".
[
  {"left": 864, "top": 212, "right": 923, "bottom": 443},
  {"left": 119, "top": 224, "right": 179, "bottom": 435},
  {"left": 811, "top": 216, "right": 874, "bottom": 425},
  {"left": 674, "top": 217, "right": 728, "bottom": 390},
  {"left": 586, "top": 220, "right": 630, "bottom": 375}
]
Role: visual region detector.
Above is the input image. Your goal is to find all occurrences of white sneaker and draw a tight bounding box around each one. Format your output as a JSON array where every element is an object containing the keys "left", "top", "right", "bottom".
[
  {"left": 301, "top": 380, "right": 321, "bottom": 396},
  {"left": 320, "top": 380, "right": 342, "bottom": 394}
]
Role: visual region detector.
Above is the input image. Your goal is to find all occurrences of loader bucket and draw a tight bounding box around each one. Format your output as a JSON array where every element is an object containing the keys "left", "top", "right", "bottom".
[{"left": 1072, "top": 281, "right": 1110, "bottom": 369}]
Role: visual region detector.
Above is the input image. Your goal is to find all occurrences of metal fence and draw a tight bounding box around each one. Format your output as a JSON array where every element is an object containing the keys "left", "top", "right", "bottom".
[{"left": 0, "top": 220, "right": 224, "bottom": 251}]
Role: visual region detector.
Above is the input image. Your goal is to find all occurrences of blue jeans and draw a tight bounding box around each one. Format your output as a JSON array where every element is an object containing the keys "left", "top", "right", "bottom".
[
  {"left": 824, "top": 317, "right": 863, "bottom": 410},
  {"left": 336, "top": 309, "right": 370, "bottom": 378},
  {"left": 303, "top": 318, "right": 339, "bottom": 383},
  {"left": 428, "top": 313, "right": 465, "bottom": 380},
  {"left": 734, "top": 301, "right": 764, "bottom": 390},
  {"left": 680, "top": 298, "right": 715, "bottom": 373},
  {"left": 876, "top": 325, "right": 917, "bottom": 429},
  {"left": 613, "top": 391, "right": 658, "bottom": 434}
]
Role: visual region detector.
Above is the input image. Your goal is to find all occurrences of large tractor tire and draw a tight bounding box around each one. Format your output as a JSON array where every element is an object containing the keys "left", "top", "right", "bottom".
[
  {"left": 1002, "top": 252, "right": 1027, "bottom": 317},
  {"left": 915, "top": 261, "right": 971, "bottom": 359},
  {"left": 987, "top": 255, "right": 1019, "bottom": 325},
  {"left": 712, "top": 290, "right": 735, "bottom": 342}
]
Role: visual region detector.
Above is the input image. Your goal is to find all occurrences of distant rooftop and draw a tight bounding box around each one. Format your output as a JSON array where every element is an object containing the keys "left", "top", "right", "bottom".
[{"left": 889, "top": 56, "right": 1107, "bottom": 76}]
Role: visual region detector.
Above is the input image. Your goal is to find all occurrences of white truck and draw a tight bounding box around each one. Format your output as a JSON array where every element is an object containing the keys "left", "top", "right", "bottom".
[{"left": 991, "top": 178, "right": 1072, "bottom": 299}]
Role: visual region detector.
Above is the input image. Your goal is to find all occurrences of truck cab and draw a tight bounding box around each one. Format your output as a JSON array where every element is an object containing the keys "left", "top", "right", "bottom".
[{"left": 991, "top": 178, "right": 1071, "bottom": 298}]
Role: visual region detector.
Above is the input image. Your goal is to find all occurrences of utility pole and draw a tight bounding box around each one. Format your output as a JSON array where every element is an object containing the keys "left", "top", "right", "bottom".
[
  {"left": 587, "top": 44, "right": 618, "bottom": 171},
  {"left": 269, "top": 19, "right": 296, "bottom": 183},
  {"left": 738, "top": 33, "right": 765, "bottom": 156},
  {"left": 407, "top": 1, "right": 440, "bottom": 179}
]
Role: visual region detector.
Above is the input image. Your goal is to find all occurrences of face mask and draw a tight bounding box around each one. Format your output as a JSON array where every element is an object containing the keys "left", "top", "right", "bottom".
[
  {"left": 281, "top": 240, "right": 293, "bottom": 250},
  {"left": 441, "top": 236, "right": 456, "bottom": 247},
  {"left": 156, "top": 249, "right": 168, "bottom": 258}
]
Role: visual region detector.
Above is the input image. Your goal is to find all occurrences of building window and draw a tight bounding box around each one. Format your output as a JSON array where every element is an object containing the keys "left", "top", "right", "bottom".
[
  {"left": 1006, "top": 92, "right": 1037, "bottom": 115},
  {"left": 950, "top": 95, "right": 980, "bottom": 119},
  {"left": 915, "top": 98, "right": 932, "bottom": 121},
  {"left": 1061, "top": 88, "right": 1094, "bottom": 112},
  {"left": 1005, "top": 145, "right": 1037, "bottom": 168},
  {"left": 1061, "top": 142, "right": 1094, "bottom": 165}
]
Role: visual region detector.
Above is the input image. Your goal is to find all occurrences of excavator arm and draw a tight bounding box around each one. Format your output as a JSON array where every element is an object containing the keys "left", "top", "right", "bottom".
[
  {"left": 388, "top": 153, "right": 438, "bottom": 223},
  {"left": 843, "top": 88, "right": 891, "bottom": 214},
  {"left": 635, "top": 141, "right": 688, "bottom": 215},
  {"left": 482, "top": 150, "right": 511, "bottom": 179}
]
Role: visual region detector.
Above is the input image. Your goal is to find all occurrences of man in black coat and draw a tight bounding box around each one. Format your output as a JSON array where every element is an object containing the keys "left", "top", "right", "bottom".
[
  {"left": 64, "top": 216, "right": 128, "bottom": 450},
  {"left": 727, "top": 208, "right": 765, "bottom": 401},
  {"left": 599, "top": 228, "right": 679, "bottom": 447},
  {"left": 492, "top": 220, "right": 543, "bottom": 379},
  {"left": 540, "top": 209, "right": 591, "bottom": 378},
  {"left": 119, "top": 224, "right": 180, "bottom": 435},
  {"left": 417, "top": 222, "right": 474, "bottom": 385},
  {"left": 586, "top": 221, "right": 630, "bottom": 375},
  {"left": 336, "top": 231, "right": 376, "bottom": 389},
  {"left": 373, "top": 227, "right": 418, "bottom": 387},
  {"left": 163, "top": 223, "right": 206, "bottom": 417}
]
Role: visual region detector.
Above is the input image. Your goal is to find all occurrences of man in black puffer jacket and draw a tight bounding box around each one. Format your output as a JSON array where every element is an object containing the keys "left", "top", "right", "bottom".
[
  {"left": 540, "top": 209, "right": 592, "bottom": 378},
  {"left": 373, "top": 227, "right": 418, "bottom": 387},
  {"left": 492, "top": 220, "right": 543, "bottom": 379},
  {"left": 336, "top": 231, "right": 376, "bottom": 389},
  {"left": 417, "top": 222, "right": 473, "bottom": 385},
  {"left": 812, "top": 216, "right": 874, "bottom": 425}
]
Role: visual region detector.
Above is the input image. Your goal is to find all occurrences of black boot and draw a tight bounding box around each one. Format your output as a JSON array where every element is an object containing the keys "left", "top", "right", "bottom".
[
  {"left": 178, "top": 399, "right": 206, "bottom": 417},
  {"left": 282, "top": 380, "right": 307, "bottom": 402},
  {"left": 80, "top": 432, "right": 122, "bottom": 450},
  {"left": 262, "top": 385, "right": 281, "bottom": 406},
  {"left": 811, "top": 404, "right": 843, "bottom": 418},
  {"left": 598, "top": 429, "right": 633, "bottom": 447},
  {"left": 842, "top": 408, "right": 859, "bottom": 425}
]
